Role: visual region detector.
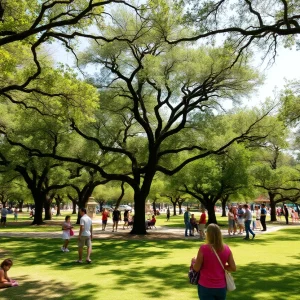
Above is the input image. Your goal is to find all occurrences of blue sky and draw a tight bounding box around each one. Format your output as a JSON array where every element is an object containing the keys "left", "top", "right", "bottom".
[{"left": 249, "top": 46, "right": 300, "bottom": 107}]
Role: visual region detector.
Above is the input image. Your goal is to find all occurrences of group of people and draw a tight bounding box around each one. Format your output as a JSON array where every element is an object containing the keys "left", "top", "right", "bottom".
[
  {"left": 184, "top": 207, "right": 206, "bottom": 239},
  {"left": 101, "top": 208, "right": 133, "bottom": 232},
  {"left": 276, "top": 204, "right": 293, "bottom": 224},
  {"left": 61, "top": 208, "right": 93, "bottom": 264},
  {"left": 60, "top": 207, "right": 136, "bottom": 264},
  {"left": 228, "top": 204, "right": 267, "bottom": 239}
]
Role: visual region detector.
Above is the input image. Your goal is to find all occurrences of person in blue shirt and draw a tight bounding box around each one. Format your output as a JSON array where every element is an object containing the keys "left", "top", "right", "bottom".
[
  {"left": 184, "top": 207, "right": 193, "bottom": 237},
  {"left": 260, "top": 204, "right": 267, "bottom": 231}
]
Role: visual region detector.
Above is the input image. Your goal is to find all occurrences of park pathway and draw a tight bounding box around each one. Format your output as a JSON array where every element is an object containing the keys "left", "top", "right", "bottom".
[{"left": 0, "top": 219, "right": 290, "bottom": 240}]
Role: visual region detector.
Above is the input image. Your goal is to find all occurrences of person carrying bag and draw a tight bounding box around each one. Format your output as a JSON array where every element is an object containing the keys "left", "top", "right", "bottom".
[
  {"left": 192, "top": 224, "right": 236, "bottom": 300},
  {"left": 211, "top": 247, "right": 236, "bottom": 292}
]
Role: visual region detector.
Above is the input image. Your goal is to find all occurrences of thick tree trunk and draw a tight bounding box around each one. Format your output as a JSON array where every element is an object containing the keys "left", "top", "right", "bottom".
[
  {"left": 18, "top": 200, "right": 24, "bottom": 212},
  {"left": 74, "top": 183, "right": 97, "bottom": 223},
  {"left": 76, "top": 195, "right": 90, "bottom": 224},
  {"left": 68, "top": 194, "right": 77, "bottom": 214},
  {"left": 55, "top": 197, "right": 62, "bottom": 216},
  {"left": 32, "top": 193, "right": 45, "bottom": 225},
  {"left": 172, "top": 201, "right": 177, "bottom": 216},
  {"left": 268, "top": 192, "right": 277, "bottom": 221},
  {"left": 56, "top": 202, "right": 61, "bottom": 216},
  {"left": 152, "top": 202, "right": 156, "bottom": 214},
  {"left": 72, "top": 200, "right": 77, "bottom": 214},
  {"left": 221, "top": 195, "right": 229, "bottom": 217},
  {"left": 131, "top": 191, "right": 147, "bottom": 235},
  {"left": 206, "top": 200, "right": 217, "bottom": 224},
  {"left": 178, "top": 202, "right": 183, "bottom": 214},
  {"left": 44, "top": 199, "right": 52, "bottom": 220},
  {"left": 221, "top": 201, "right": 226, "bottom": 217}
]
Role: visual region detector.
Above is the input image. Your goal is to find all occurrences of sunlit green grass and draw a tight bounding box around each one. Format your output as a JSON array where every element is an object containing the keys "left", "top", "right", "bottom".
[
  {"left": 0, "top": 212, "right": 79, "bottom": 232},
  {"left": 0, "top": 226, "right": 300, "bottom": 299}
]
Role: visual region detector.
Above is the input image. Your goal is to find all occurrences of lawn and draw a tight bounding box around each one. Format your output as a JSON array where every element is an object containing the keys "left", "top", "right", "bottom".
[
  {"left": 0, "top": 225, "right": 300, "bottom": 300},
  {"left": 0, "top": 212, "right": 77, "bottom": 232}
]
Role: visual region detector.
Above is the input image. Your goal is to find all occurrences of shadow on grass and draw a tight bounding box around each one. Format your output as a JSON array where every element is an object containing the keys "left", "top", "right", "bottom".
[
  {"left": 228, "top": 262, "right": 300, "bottom": 300},
  {"left": 1, "top": 228, "right": 299, "bottom": 267},
  {"left": 0, "top": 238, "right": 194, "bottom": 267},
  {"left": 0, "top": 275, "right": 99, "bottom": 300},
  {"left": 1, "top": 227, "right": 300, "bottom": 299}
]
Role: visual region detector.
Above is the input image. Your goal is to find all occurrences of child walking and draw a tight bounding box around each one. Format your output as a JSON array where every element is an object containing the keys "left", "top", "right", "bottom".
[
  {"left": 61, "top": 215, "right": 73, "bottom": 252},
  {"left": 0, "top": 259, "right": 18, "bottom": 288}
]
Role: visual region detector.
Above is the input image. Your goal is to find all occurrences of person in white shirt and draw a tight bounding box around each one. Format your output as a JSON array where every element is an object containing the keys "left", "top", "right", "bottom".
[
  {"left": 243, "top": 204, "right": 255, "bottom": 240},
  {"left": 1, "top": 207, "right": 8, "bottom": 227},
  {"left": 77, "top": 208, "right": 93, "bottom": 263},
  {"left": 254, "top": 206, "right": 261, "bottom": 230}
]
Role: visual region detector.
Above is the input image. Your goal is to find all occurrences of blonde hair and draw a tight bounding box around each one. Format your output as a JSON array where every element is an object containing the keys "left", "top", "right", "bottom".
[{"left": 206, "top": 224, "right": 224, "bottom": 252}]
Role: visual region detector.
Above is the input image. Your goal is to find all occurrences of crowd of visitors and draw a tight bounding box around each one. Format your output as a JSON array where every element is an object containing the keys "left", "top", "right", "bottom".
[
  {"left": 182, "top": 202, "right": 299, "bottom": 242},
  {"left": 183, "top": 207, "right": 207, "bottom": 239}
]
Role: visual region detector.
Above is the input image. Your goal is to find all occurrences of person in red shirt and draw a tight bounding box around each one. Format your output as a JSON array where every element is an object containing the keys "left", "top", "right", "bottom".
[
  {"left": 199, "top": 208, "right": 206, "bottom": 240},
  {"left": 101, "top": 208, "right": 110, "bottom": 231},
  {"left": 147, "top": 215, "right": 156, "bottom": 229}
]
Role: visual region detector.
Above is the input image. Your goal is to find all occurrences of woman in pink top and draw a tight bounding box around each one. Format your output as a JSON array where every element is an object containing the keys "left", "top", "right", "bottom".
[{"left": 193, "top": 224, "right": 236, "bottom": 300}]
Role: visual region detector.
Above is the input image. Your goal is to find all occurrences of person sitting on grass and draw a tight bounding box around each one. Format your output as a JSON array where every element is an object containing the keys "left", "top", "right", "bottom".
[{"left": 0, "top": 259, "right": 18, "bottom": 288}]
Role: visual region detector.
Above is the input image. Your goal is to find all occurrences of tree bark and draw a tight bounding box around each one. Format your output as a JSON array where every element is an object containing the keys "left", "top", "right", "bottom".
[
  {"left": 205, "top": 199, "right": 217, "bottom": 224},
  {"left": 71, "top": 182, "right": 98, "bottom": 224},
  {"left": 31, "top": 192, "right": 45, "bottom": 225},
  {"left": 171, "top": 200, "right": 177, "bottom": 216},
  {"left": 131, "top": 190, "right": 147, "bottom": 234},
  {"left": 18, "top": 200, "right": 24, "bottom": 212},
  {"left": 44, "top": 198, "right": 52, "bottom": 220},
  {"left": 221, "top": 195, "right": 229, "bottom": 217},
  {"left": 178, "top": 202, "right": 183, "bottom": 214},
  {"left": 67, "top": 194, "right": 77, "bottom": 214},
  {"left": 268, "top": 192, "right": 277, "bottom": 221},
  {"left": 55, "top": 197, "right": 62, "bottom": 216},
  {"left": 76, "top": 194, "right": 91, "bottom": 224},
  {"left": 152, "top": 201, "right": 156, "bottom": 214},
  {"left": 72, "top": 200, "right": 77, "bottom": 214}
]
